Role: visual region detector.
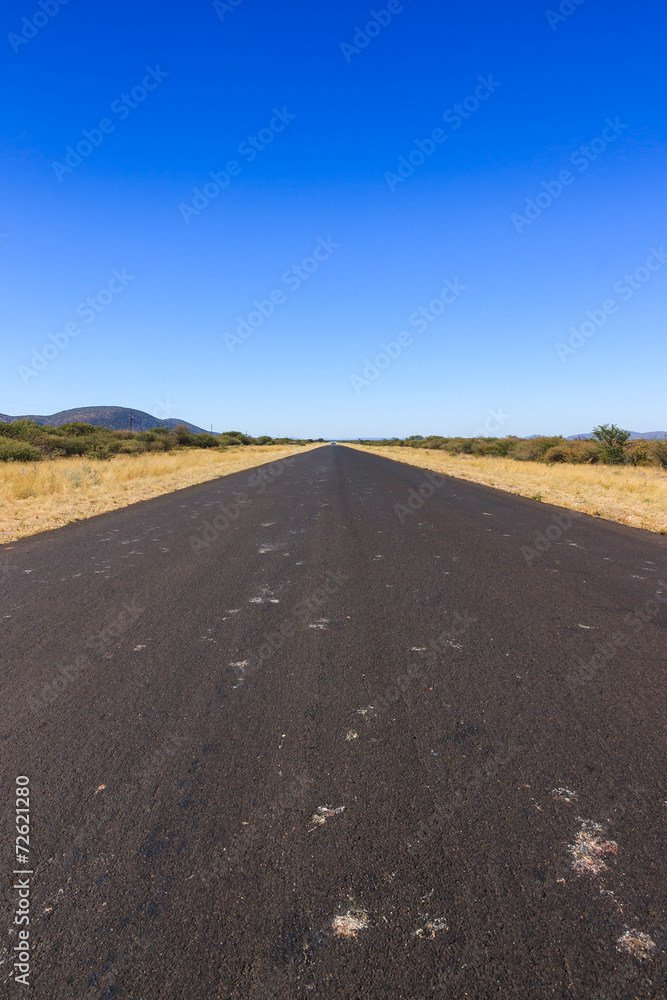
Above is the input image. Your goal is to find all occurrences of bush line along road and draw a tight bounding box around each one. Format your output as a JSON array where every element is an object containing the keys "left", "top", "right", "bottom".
[{"left": 1, "top": 445, "right": 666, "bottom": 998}]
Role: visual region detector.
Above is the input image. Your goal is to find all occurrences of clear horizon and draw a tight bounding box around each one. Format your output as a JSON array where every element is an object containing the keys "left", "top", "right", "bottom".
[{"left": 2, "top": 0, "right": 665, "bottom": 438}]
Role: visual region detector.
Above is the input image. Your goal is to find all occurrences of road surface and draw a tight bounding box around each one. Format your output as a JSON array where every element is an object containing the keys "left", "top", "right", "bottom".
[{"left": 1, "top": 445, "right": 666, "bottom": 999}]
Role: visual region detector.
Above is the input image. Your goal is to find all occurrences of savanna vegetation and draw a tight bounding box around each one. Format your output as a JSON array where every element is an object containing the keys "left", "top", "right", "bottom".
[
  {"left": 355, "top": 425, "right": 667, "bottom": 468},
  {"left": 0, "top": 420, "right": 322, "bottom": 463}
]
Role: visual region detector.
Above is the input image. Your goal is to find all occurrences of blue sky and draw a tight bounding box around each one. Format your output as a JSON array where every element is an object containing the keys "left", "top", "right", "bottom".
[{"left": 1, "top": 0, "right": 665, "bottom": 438}]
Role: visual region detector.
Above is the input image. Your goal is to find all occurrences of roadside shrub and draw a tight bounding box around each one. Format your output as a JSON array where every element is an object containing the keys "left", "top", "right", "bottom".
[
  {"left": 592, "top": 424, "right": 630, "bottom": 464},
  {"left": 512, "top": 436, "right": 566, "bottom": 461},
  {"left": 650, "top": 440, "right": 667, "bottom": 469},
  {"left": 57, "top": 421, "right": 98, "bottom": 436},
  {"left": 448, "top": 437, "right": 475, "bottom": 455},
  {"left": 490, "top": 437, "right": 518, "bottom": 457},
  {"left": 116, "top": 440, "right": 148, "bottom": 455},
  {"left": 627, "top": 440, "right": 653, "bottom": 466},
  {"left": 0, "top": 419, "right": 43, "bottom": 441},
  {"left": 173, "top": 424, "right": 193, "bottom": 446},
  {"left": 543, "top": 440, "right": 599, "bottom": 463},
  {"left": 42, "top": 435, "right": 98, "bottom": 457},
  {"left": 544, "top": 444, "right": 570, "bottom": 463},
  {"left": 135, "top": 430, "right": 176, "bottom": 452},
  {"left": 191, "top": 433, "right": 219, "bottom": 449},
  {"left": 0, "top": 438, "right": 42, "bottom": 462}
]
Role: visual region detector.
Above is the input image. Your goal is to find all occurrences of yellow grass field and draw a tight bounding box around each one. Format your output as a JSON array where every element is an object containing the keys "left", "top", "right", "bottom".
[
  {"left": 348, "top": 445, "right": 667, "bottom": 534},
  {"left": 0, "top": 445, "right": 324, "bottom": 544}
]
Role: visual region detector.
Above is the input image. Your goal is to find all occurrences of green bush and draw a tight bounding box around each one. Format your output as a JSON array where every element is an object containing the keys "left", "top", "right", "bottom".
[
  {"left": 190, "top": 433, "right": 219, "bottom": 449},
  {"left": 0, "top": 438, "right": 42, "bottom": 462},
  {"left": 57, "top": 421, "right": 98, "bottom": 436},
  {"left": 543, "top": 444, "right": 570, "bottom": 463},
  {"left": 172, "top": 424, "right": 192, "bottom": 445},
  {"left": 627, "top": 440, "right": 652, "bottom": 466},
  {"left": 592, "top": 424, "right": 630, "bottom": 464},
  {"left": 650, "top": 440, "right": 667, "bottom": 469},
  {"left": 0, "top": 419, "right": 43, "bottom": 441}
]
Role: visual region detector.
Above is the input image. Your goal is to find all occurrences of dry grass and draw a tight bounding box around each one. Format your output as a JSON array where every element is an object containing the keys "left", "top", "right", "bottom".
[
  {"left": 347, "top": 445, "right": 667, "bottom": 534},
  {"left": 0, "top": 445, "right": 323, "bottom": 544}
]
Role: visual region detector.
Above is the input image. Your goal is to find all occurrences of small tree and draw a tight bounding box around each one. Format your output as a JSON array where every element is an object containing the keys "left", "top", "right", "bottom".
[
  {"left": 173, "top": 423, "right": 192, "bottom": 446},
  {"left": 592, "top": 423, "right": 630, "bottom": 464}
]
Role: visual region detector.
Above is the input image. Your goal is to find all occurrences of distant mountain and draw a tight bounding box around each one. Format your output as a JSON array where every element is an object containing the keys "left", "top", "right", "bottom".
[
  {"left": 567, "top": 431, "right": 667, "bottom": 441},
  {"left": 0, "top": 406, "right": 209, "bottom": 434}
]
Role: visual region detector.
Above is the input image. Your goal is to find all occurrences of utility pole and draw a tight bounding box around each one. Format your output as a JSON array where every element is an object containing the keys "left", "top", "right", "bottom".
[{"left": 129, "top": 411, "right": 133, "bottom": 432}]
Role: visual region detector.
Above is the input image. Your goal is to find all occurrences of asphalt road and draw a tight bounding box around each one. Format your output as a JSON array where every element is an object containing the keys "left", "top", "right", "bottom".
[{"left": 1, "top": 444, "right": 666, "bottom": 1000}]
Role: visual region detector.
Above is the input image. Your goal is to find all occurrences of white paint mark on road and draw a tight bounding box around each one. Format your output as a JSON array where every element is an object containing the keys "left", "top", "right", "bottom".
[{"left": 345, "top": 730, "right": 358, "bottom": 741}]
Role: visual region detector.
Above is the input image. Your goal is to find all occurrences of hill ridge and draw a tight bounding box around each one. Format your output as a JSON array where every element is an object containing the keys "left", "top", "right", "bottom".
[{"left": 0, "top": 406, "right": 209, "bottom": 434}]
